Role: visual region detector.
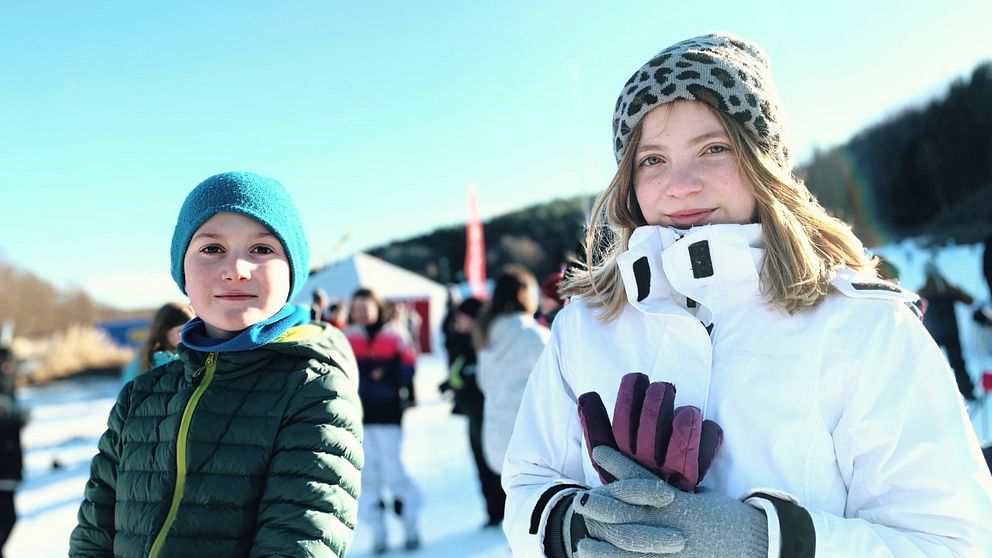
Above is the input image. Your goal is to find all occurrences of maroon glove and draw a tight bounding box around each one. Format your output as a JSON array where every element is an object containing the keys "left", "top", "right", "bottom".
[{"left": 577, "top": 372, "right": 723, "bottom": 492}]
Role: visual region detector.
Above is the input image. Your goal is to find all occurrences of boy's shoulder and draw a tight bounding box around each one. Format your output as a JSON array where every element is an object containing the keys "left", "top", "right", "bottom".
[{"left": 270, "top": 324, "right": 359, "bottom": 382}]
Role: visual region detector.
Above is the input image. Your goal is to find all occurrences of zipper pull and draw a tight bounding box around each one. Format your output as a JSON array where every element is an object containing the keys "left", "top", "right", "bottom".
[
  {"left": 191, "top": 354, "right": 215, "bottom": 386},
  {"left": 191, "top": 366, "right": 205, "bottom": 386}
]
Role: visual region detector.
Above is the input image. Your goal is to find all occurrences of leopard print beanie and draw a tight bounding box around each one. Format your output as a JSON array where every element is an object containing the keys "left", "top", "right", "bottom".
[{"left": 613, "top": 33, "right": 789, "bottom": 168}]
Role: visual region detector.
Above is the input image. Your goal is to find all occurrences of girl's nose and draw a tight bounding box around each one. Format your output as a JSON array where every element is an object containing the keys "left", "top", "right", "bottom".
[{"left": 664, "top": 163, "right": 704, "bottom": 198}]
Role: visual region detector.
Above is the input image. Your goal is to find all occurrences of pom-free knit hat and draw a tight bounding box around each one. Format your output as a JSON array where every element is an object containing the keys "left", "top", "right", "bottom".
[
  {"left": 170, "top": 171, "right": 310, "bottom": 302},
  {"left": 613, "top": 32, "right": 789, "bottom": 168}
]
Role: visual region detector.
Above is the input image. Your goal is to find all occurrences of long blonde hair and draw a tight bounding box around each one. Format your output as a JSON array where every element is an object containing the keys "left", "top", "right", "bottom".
[{"left": 561, "top": 103, "right": 874, "bottom": 323}]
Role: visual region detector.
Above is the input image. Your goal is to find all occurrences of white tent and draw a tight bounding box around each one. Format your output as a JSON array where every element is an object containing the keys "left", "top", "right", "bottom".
[{"left": 295, "top": 252, "right": 449, "bottom": 353}]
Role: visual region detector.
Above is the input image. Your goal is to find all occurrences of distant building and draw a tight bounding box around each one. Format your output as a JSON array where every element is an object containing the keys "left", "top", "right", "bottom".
[{"left": 95, "top": 317, "right": 151, "bottom": 350}]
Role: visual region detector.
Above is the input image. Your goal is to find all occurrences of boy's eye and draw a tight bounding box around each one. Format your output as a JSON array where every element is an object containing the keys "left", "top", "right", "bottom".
[
  {"left": 252, "top": 245, "right": 277, "bottom": 255},
  {"left": 200, "top": 244, "right": 224, "bottom": 254}
]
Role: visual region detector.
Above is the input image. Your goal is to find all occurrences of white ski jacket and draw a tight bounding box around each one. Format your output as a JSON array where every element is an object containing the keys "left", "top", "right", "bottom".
[
  {"left": 503, "top": 224, "right": 992, "bottom": 557},
  {"left": 477, "top": 313, "right": 550, "bottom": 473}
]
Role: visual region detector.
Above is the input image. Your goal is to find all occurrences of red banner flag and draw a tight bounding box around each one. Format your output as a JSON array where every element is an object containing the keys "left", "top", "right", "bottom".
[{"left": 465, "top": 184, "right": 487, "bottom": 300}]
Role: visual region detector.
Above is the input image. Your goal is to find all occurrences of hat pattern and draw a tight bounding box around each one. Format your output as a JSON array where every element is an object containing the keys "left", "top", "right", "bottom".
[{"left": 613, "top": 33, "right": 788, "bottom": 168}]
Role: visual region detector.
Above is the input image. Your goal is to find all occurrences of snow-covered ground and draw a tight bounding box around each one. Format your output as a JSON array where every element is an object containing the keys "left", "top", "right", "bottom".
[
  {"left": 5, "top": 239, "right": 992, "bottom": 557},
  {"left": 7, "top": 355, "right": 512, "bottom": 557}
]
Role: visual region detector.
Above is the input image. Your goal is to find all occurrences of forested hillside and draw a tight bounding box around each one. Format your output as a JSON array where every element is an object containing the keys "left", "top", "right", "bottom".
[
  {"left": 802, "top": 62, "right": 992, "bottom": 245},
  {"left": 368, "top": 196, "right": 593, "bottom": 283}
]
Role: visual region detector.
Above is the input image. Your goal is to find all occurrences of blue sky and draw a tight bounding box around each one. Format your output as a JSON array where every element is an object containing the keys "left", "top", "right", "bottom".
[{"left": 2, "top": 1, "right": 990, "bottom": 310}]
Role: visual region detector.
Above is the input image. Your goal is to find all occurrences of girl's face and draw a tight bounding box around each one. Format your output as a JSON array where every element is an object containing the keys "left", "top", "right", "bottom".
[
  {"left": 183, "top": 212, "right": 291, "bottom": 339},
  {"left": 520, "top": 285, "right": 538, "bottom": 315},
  {"left": 633, "top": 100, "right": 756, "bottom": 228},
  {"left": 166, "top": 325, "right": 183, "bottom": 350}
]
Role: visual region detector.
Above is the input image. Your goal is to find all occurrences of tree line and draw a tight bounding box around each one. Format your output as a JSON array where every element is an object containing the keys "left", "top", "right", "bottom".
[
  {"left": 801, "top": 62, "right": 992, "bottom": 246},
  {"left": 0, "top": 259, "right": 144, "bottom": 338}
]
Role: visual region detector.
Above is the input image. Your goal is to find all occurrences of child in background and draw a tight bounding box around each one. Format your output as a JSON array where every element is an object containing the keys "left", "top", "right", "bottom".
[
  {"left": 70, "top": 172, "right": 363, "bottom": 558},
  {"left": 475, "top": 264, "right": 550, "bottom": 474},
  {"left": 345, "top": 287, "right": 421, "bottom": 554},
  {"left": 120, "top": 302, "right": 194, "bottom": 384}
]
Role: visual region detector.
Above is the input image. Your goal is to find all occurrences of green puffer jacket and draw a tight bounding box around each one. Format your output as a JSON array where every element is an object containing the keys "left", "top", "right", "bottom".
[{"left": 69, "top": 323, "right": 363, "bottom": 558}]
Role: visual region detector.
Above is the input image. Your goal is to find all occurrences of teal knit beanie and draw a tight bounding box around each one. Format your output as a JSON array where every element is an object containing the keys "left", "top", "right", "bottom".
[{"left": 170, "top": 171, "right": 310, "bottom": 302}]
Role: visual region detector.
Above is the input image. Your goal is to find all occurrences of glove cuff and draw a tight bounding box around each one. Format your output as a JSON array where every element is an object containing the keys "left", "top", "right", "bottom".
[
  {"left": 544, "top": 493, "right": 576, "bottom": 558},
  {"left": 750, "top": 492, "right": 815, "bottom": 557}
]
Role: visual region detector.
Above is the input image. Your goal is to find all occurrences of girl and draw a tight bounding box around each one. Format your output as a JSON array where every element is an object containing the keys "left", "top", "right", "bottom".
[
  {"left": 70, "top": 172, "right": 363, "bottom": 557},
  {"left": 344, "top": 288, "right": 421, "bottom": 554},
  {"left": 120, "top": 302, "right": 194, "bottom": 384},
  {"left": 475, "top": 264, "right": 550, "bottom": 474},
  {"left": 503, "top": 33, "right": 992, "bottom": 557}
]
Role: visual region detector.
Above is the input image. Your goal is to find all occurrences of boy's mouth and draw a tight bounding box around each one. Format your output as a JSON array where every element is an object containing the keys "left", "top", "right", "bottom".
[{"left": 215, "top": 293, "right": 256, "bottom": 301}]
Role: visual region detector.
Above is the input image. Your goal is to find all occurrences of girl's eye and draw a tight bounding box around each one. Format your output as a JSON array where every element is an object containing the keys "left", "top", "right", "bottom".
[
  {"left": 639, "top": 155, "right": 663, "bottom": 167},
  {"left": 200, "top": 244, "right": 224, "bottom": 254},
  {"left": 705, "top": 144, "right": 730, "bottom": 155}
]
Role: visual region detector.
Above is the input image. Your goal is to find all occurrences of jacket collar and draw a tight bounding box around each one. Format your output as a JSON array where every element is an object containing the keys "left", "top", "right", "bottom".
[{"left": 617, "top": 224, "right": 765, "bottom": 325}]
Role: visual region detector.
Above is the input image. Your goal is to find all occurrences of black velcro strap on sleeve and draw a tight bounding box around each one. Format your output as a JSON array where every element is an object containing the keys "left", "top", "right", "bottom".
[
  {"left": 752, "top": 492, "right": 816, "bottom": 557},
  {"left": 529, "top": 483, "right": 586, "bottom": 535}
]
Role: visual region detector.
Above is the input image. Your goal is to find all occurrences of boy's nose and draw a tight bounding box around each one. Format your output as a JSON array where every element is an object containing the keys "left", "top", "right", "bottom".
[{"left": 222, "top": 257, "right": 253, "bottom": 281}]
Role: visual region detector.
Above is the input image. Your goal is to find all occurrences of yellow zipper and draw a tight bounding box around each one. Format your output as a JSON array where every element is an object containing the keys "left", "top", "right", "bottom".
[{"left": 148, "top": 352, "right": 217, "bottom": 558}]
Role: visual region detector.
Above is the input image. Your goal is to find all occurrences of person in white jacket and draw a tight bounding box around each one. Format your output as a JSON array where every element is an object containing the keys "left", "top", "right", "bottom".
[
  {"left": 502, "top": 32, "right": 992, "bottom": 558},
  {"left": 476, "top": 264, "right": 551, "bottom": 474}
]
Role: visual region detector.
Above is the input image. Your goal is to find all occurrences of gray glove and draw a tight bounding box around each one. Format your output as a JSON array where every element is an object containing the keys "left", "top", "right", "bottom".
[
  {"left": 592, "top": 445, "right": 769, "bottom": 558},
  {"left": 545, "top": 478, "right": 686, "bottom": 558}
]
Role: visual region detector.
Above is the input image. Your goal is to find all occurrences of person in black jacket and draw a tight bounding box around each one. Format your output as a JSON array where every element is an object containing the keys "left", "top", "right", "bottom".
[
  {"left": 919, "top": 261, "right": 977, "bottom": 401},
  {"left": 441, "top": 297, "right": 505, "bottom": 527},
  {"left": 983, "top": 232, "right": 992, "bottom": 297},
  {"left": 0, "top": 346, "right": 24, "bottom": 558}
]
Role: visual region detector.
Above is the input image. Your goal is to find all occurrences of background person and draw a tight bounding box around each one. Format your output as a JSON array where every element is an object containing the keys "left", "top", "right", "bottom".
[
  {"left": 120, "top": 301, "right": 194, "bottom": 384},
  {"left": 918, "top": 260, "right": 978, "bottom": 401},
  {"left": 0, "top": 346, "right": 25, "bottom": 558},
  {"left": 345, "top": 287, "right": 421, "bottom": 554},
  {"left": 475, "top": 264, "right": 550, "bottom": 475},
  {"left": 440, "top": 297, "right": 506, "bottom": 527}
]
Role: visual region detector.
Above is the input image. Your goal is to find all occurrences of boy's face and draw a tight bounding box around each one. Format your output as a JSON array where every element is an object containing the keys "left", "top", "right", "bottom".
[{"left": 183, "top": 212, "right": 291, "bottom": 339}]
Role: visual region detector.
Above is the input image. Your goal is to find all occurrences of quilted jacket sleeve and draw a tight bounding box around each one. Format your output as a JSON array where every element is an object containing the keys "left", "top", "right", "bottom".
[
  {"left": 249, "top": 349, "right": 364, "bottom": 558},
  {"left": 68, "top": 383, "right": 131, "bottom": 557}
]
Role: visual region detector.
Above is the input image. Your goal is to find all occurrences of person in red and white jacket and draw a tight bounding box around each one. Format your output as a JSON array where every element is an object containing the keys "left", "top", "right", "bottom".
[{"left": 345, "top": 287, "right": 421, "bottom": 554}]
